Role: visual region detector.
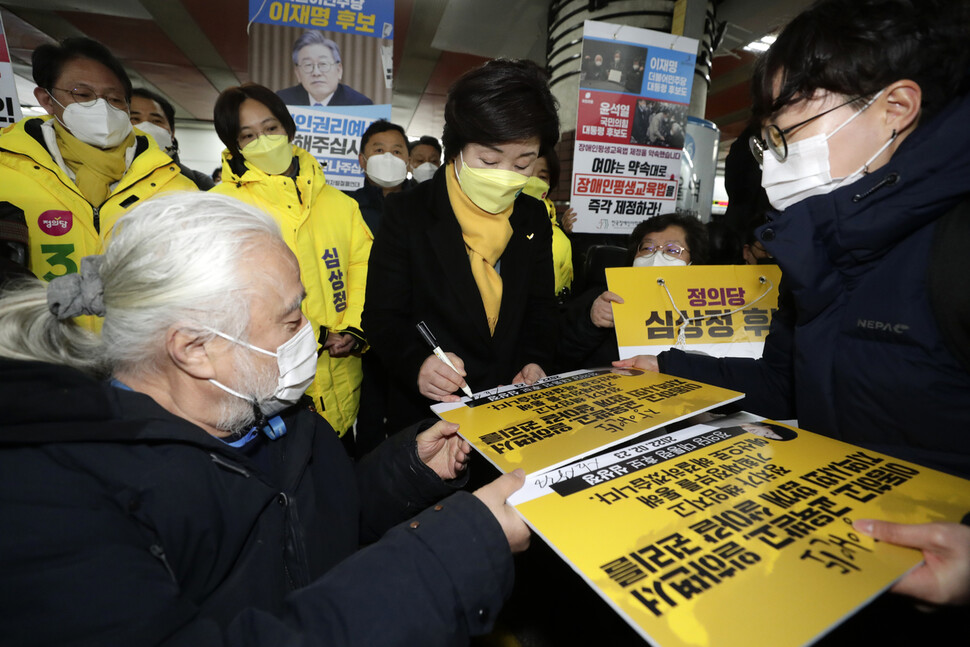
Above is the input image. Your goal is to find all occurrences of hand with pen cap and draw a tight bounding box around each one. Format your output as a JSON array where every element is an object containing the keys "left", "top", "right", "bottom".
[{"left": 415, "top": 321, "right": 473, "bottom": 401}]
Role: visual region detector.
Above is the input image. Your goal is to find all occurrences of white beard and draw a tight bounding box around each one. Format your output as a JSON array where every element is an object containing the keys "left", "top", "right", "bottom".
[{"left": 214, "top": 346, "right": 280, "bottom": 437}]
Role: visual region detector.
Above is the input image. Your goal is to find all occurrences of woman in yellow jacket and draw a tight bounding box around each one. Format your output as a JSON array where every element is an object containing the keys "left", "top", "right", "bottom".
[
  {"left": 522, "top": 149, "right": 573, "bottom": 301},
  {"left": 211, "top": 83, "right": 372, "bottom": 447}
]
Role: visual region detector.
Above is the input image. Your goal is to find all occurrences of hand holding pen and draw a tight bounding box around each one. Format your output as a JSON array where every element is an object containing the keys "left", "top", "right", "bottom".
[{"left": 416, "top": 321, "right": 474, "bottom": 401}]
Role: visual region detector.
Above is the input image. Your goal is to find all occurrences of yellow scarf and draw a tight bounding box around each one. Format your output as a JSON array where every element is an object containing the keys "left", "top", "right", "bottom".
[
  {"left": 447, "top": 161, "right": 513, "bottom": 335},
  {"left": 54, "top": 120, "right": 134, "bottom": 206}
]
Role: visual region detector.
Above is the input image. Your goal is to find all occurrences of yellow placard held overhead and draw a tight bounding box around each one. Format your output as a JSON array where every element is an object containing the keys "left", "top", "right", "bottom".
[{"left": 608, "top": 264, "right": 783, "bottom": 360}]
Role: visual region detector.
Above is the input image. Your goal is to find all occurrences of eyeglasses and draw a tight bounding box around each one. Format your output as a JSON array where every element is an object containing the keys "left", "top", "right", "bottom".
[
  {"left": 50, "top": 87, "right": 128, "bottom": 111},
  {"left": 297, "top": 61, "right": 336, "bottom": 74},
  {"left": 640, "top": 243, "right": 688, "bottom": 261},
  {"left": 748, "top": 95, "right": 863, "bottom": 165}
]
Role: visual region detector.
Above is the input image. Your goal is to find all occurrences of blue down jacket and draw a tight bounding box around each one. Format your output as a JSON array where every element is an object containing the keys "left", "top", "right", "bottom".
[
  {"left": 0, "top": 359, "right": 512, "bottom": 646},
  {"left": 659, "top": 88, "right": 970, "bottom": 478}
]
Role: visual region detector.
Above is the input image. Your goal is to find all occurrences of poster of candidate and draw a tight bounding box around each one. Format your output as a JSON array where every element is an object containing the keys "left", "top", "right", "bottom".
[
  {"left": 571, "top": 20, "right": 697, "bottom": 234},
  {"left": 248, "top": 0, "right": 394, "bottom": 189}
]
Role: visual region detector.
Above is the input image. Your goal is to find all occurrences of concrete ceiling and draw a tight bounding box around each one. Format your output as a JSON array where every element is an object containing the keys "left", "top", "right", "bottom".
[{"left": 1, "top": 0, "right": 813, "bottom": 161}]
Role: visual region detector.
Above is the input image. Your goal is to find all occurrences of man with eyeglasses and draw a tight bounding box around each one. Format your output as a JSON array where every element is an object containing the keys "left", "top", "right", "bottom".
[
  {"left": 276, "top": 31, "right": 372, "bottom": 107},
  {"left": 0, "top": 37, "right": 197, "bottom": 289},
  {"left": 615, "top": 0, "right": 970, "bottom": 628}
]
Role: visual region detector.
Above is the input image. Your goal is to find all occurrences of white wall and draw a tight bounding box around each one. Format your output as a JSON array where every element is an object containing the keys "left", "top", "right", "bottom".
[{"left": 173, "top": 121, "right": 225, "bottom": 181}]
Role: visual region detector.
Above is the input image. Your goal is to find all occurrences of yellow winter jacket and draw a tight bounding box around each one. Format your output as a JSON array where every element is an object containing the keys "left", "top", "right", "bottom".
[
  {"left": 213, "top": 146, "right": 373, "bottom": 435},
  {"left": 0, "top": 116, "right": 198, "bottom": 282},
  {"left": 542, "top": 197, "right": 573, "bottom": 298}
]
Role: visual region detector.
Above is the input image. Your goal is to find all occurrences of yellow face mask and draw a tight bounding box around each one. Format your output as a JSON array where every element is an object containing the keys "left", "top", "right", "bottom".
[
  {"left": 241, "top": 134, "right": 293, "bottom": 175},
  {"left": 521, "top": 176, "right": 550, "bottom": 201},
  {"left": 456, "top": 151, "right": 530, "bottom": 213}
]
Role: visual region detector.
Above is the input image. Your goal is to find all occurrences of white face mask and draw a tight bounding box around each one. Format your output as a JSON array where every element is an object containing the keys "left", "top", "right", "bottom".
[
  {"left": 761, "top": 90, "right": 895, "bottom": 211},
  {"left": 411, "top": 161, "right": 437, "bottom": 183},
  {"left": 208, "top": 321, "right": 317, "bottom": 417},
  {"left": 134, "top": 121, "right": 174, "bottom": 155},
  {"left": 633, "top": 252, "right": 687, "bottom": 268},
  {"left": 366, "top": 152, "right": 408, "bottom": 188},
  {"left": 50, "top": 93, "right": 133, "bottom": 149}
]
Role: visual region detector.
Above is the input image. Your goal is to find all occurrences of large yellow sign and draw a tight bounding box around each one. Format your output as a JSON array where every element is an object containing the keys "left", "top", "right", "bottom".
[
  {"left": 434, "top": 370, "right": 970, "bottom": 647},
  {"left": 433, "top": 368, "right": 742, "bottom": 475},
  {"left": 607, "top": 265, "right": 783, "bottom": 359}
]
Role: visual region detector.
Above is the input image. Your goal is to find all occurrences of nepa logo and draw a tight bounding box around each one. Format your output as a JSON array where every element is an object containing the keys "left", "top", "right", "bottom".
[
  {"left": 38, "top": 210, "right": 73, "bottom": 236},
  {"left": 857, "top": 319, "right": 910, "bottom": 334}
]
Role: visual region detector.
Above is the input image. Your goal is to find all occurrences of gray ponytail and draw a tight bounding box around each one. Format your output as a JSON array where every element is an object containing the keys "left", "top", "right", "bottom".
[{"left": 0, "top": 192, "right": 283, "bottom": 377}]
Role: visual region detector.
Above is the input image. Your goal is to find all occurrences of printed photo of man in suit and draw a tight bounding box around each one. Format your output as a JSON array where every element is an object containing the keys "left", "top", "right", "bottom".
[{"left": 276, "top": 30, "right": 373, "bottom": 107}]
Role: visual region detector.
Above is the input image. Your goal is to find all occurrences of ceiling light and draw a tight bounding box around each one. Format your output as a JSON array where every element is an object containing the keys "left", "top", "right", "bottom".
[{"left": 743, "top": 35, "right": 777, "bottom": 53}]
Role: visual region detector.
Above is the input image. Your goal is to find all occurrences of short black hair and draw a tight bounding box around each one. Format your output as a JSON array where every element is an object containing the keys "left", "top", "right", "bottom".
[
  {"left": 211, "top": 167, "right": 222, "bottom": 181},
  {"left": 360, "top": 119, "right": 407, "bottom": 152},
  {"left": 32, "top": 37, "right": 132, "bottom": 101},
  {"left": 442, "top": 59, "right": 560, "bottom": 162},
  {"left": 752, "top": 0, "right": 970, "bottom": 123},
  {"left": 408, "top": 135, "right": 442, "bottom": 155},
  {"left": 131, "top": 87, "right": 175, "bottom": 132},
  {"left": 540, "top": 148, "right": 561, "bottom": 192},
  {"left": 213, "top": 83, "right": 297, "bottom": 159},
  {"left": 627, "top": 213, "right": 709, "bottom": 265}
]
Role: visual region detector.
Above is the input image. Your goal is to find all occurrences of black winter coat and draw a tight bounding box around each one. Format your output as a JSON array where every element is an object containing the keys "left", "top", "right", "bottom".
[
  {"left": 0, "top": 359, "right": 512, "bottom": 646},
  {"left": 363, "top": 164, "right": 558, "bottom": 431}
]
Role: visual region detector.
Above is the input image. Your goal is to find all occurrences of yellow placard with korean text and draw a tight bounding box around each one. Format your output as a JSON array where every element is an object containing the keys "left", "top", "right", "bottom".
[
  {"left": 432, "top": 369, "right": 742, "bottom": 476},
  {"left": 607, "top": 265, "right": 783, "bottom": 360},
  {"left": 510, "top": 418, "right": 970, "bottom": 647}
]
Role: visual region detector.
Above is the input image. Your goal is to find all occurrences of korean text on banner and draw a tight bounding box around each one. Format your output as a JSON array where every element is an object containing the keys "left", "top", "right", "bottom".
[
  {"left": 248, "top": 0, "right": 394, "bottom": 189},
  {"left": 608, "top": 264, "right": 783, "bottom": 360},
  {"left": 571, "top": 20, "right": 697, "bottom": 235},
  {"left": 432, "top": 368, "right": 742, "bottom": 477},
  {"left": 248, "top": 0, "right": 394, "bottom": 39},
  {"left": 513, "top": 415, "right": 970, "bottom": 647},
  {"left": 0, "top": 14, "right": 24, "bottom": 127}
]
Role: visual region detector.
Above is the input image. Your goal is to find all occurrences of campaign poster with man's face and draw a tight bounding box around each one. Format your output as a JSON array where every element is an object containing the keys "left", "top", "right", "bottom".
[
  {"left": 570, "top": 20, "right": 697, "bottom": 235},
  {"left": 248, "top": 0, "right": 394, "bottom": 189}
]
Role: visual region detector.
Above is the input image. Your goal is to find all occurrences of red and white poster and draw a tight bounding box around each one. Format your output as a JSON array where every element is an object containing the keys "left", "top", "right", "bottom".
[{"left": 571, "top": 21, "right": 697, "bottom": 235}]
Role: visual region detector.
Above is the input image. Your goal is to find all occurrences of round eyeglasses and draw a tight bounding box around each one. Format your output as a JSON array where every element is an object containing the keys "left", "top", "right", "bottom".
[
  {"left": 640, "top": 243, "right": 688, "bottom": 262},
  {"left": 298, "top": 61, "right": 337, "bottom": 74},
  {"left": 748, "top": 95, "right": 863, "bottom": 165},
  {"left": 51, "top": 87, "right": 128, "bottom": 111}
]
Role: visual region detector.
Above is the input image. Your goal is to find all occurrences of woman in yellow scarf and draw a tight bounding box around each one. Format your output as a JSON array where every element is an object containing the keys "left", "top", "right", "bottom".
[{"left": 363, "top": 59, "right": 561, "bottom": 433}]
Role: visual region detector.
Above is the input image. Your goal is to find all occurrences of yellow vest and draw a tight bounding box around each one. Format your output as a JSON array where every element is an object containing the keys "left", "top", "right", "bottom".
[
  {"left": 213, "top": 146, "right": 373, "bottom": 435},
  {"left": 0, "top": 116, "right": 198, "bottom": 282}
]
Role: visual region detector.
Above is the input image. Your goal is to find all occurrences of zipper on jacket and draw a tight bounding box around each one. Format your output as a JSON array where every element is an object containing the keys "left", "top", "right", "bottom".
[
  {"left": 149, "top": 544, "right": 178, "bottom": 583},
  {"left": 852, "top": 172, "right": 900, "bottom": 203},
  {"left": 209, "top": 452, "right": 252, "bottom": 477},
  {"left": 1, "top": 145, "right": 177, "bottom": 234}
]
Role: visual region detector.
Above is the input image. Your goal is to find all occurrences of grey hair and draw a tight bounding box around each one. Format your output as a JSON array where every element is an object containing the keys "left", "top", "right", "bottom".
[
  {"left": 0, "top": 192, "right": 284, "bottom": 378},
  {"left": 290, "top": 30, "right": 341, "bottom": 65}
]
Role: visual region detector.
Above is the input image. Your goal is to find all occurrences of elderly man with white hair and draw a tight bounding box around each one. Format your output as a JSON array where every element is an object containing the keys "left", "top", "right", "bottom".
[{"left": 0, "top": 192, "right": 527, "bottom": 646}]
